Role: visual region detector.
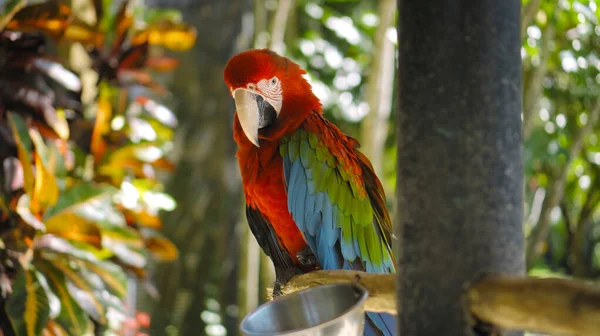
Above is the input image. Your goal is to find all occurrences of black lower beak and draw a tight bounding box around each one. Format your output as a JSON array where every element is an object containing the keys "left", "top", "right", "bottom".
[{"left": 256, "top": 94, "right": 277, "bottom": 129}]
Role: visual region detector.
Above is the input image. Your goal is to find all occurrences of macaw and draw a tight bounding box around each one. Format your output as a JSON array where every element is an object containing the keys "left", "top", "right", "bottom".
[{"left": 224, "top": 49, "right": 396, "bottom": 336}]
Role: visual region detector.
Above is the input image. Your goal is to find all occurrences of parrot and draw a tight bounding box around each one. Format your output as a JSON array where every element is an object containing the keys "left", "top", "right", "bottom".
[{"left": 223, "top": 49, "right": 396, "bottom": 336}]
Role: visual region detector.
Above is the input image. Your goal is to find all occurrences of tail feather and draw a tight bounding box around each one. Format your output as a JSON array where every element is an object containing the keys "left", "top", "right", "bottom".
[{"left": 364, "top": 312, "right": 395, "bottom": 336}]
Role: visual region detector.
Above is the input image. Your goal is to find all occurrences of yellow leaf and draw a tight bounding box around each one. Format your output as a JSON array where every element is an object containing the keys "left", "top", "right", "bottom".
[
  {"left": 132, "top": 23, "right": 196, "bottom": 51},
  {"left": 45, "top": 212, "right": 102, "bottom": 249},
  {"left": 30, "top": 130, "right": 59, "bottom": 214}
]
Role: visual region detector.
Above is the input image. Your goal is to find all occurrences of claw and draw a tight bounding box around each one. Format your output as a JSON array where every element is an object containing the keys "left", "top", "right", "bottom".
[
  {"left": 272, "top": 266, "right": 303, "bottom": 298},
  {"left": 296, "top": 246, "right": 319, "bottom": 269}
]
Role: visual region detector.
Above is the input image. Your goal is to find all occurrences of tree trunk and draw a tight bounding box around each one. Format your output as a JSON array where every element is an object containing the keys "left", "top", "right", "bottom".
[
  {"left": 139, "top": 0, "right": 252, "bottom": 335},
  {"left": 396, "top": 1, "right": 524, "bottom": 335},
  {"left": 360, "top": 0, "right": 396, "bottom": 178}
]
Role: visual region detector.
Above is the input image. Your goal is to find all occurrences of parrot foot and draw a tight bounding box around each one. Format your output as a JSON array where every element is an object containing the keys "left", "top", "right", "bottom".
[
  {"left": 296, "top": 246, "right": 319, "bottom": 269},
  {"left": 272, "top": 266, "right": 304, "bottom": 298}
]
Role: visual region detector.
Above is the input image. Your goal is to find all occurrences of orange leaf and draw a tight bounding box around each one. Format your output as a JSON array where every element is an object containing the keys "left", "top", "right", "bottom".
[
  {"left": 6, "top": 2, "right": 72, "bottom": 37},
  {"left": 117, "top": 69, "right": 167, "bottom": 94},
  {"left": 150, "top": 157, "right": 175, "bottom": 171},
  {"left": 91, "top": 96, "right": 112, "bottom": 162},
  {"left": 110, "top": 0, "right": 133, "bottom": 55},
  {"left": 118, "top": 42, "right": 148, "bottom": 71},
  {"left": 134, "top": 210, "right": 162, "bottom": 229},
  {"left": 142, "top": 229, "right": 177, "bottom": 262},
  {"left": 145, "top": 57, "right": 179, "bottom": 72}
]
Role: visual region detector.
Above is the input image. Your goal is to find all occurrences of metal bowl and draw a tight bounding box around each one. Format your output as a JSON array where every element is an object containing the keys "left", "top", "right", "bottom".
[{"left": 240, "top": 283, "right": 369, "bottom": 336}]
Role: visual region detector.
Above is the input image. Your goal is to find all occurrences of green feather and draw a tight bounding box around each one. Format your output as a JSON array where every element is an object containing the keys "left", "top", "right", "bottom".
[
  {"left": 300, "top": 141, "right": 311, "bottom": 168},
  {"left": 289, "top": 139, "right": 300, "bottom": 161},
  {"left": 356, "top": 225, "right": 370, "bottom": 265},
  {"left": 315, "top": 146, "right": 326, "bottom": 162},
  {"left": 308, "top": 132, "right": 319, "bottom": 149},
  {"left": 339, "top": 167, "right": 349, "bottom": 181},
  {"left": 326, "top": 153, "right": 336, "bottom": 167},
  {"left": 366, "top": 226, "right": 383, "bottom": 266},
  {"left": 280, "top": 143, "right": 288, "bottom": 157}
]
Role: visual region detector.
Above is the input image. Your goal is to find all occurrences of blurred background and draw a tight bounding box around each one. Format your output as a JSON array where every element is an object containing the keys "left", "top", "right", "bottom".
[{"left": 1, "top": 0, "right": 599, "bottom": 335}]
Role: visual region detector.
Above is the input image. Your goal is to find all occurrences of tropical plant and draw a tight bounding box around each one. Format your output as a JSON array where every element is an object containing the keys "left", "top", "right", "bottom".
[{"left": 0, "top": 0, "right": 194, "bottom": 334}]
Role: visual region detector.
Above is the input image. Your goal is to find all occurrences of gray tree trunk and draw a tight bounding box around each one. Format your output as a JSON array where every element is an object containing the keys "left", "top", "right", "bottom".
[
  {"left": 395, "top": 1, "right": 525, "bottom": 335},
  {"left": 139, "top": 0, "right": 252, "bottom": 335}
]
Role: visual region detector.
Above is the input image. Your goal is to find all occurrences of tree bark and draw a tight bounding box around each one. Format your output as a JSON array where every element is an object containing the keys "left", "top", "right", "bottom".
[
  {"left": 396, "top": 0, "right": 524, "bottom": 335},
  {"left": 359, "top": 0, "right": 396, "bottom": 177}
]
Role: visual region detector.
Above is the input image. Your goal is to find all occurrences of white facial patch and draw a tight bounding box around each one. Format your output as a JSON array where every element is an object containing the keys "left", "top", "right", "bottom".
[{"left": 257, "top": 76, "right": 282, "bottom": 114}]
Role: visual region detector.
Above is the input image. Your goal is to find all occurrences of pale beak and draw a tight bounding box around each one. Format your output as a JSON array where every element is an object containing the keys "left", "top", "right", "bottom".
[{"left": 233, "top": 89, "right": 277, "bottom": 147}]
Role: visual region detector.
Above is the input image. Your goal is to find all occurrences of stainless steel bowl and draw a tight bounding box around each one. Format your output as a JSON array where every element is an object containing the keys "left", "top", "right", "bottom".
[{"left": 240, "top": 283, "right": 369, "bottom": 336}]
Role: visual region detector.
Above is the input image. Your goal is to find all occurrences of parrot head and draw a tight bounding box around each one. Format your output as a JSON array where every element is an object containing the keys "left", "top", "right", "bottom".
[{"left": 223, "top": 49, "right": 320, "bottom": 147}]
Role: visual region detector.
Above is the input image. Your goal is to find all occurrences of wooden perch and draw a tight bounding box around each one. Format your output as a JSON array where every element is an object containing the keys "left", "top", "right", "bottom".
[
  {"left": 272, "top": 270, "right": 396, "bottom": 314},
  {"left": 468, "top": 275, "right": 600, "bottom": 336},
  {"left": 272, "top": 270, "right": 600, "bottom": 336}
]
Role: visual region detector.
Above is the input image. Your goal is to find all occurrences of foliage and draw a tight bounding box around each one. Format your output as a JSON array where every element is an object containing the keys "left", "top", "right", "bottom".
[
  {"left": 0, "top": 0, "right": 194, "bottom": 334},
  {"left": 522, "top": 0, "right": 600, "bottom": 277}
]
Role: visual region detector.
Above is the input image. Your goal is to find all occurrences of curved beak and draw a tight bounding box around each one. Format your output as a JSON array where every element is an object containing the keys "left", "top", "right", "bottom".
[{"left": 233, "top": 88, "right": 277, "bottom": 147}]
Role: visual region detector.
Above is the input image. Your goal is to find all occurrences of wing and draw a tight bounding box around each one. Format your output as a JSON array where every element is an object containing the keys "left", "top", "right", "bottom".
[
  {"left": 280, "top": 112, "right": 395, "bottom": 273},
  {"left": 245, "top": 206, "right": 295, "bottom": 270}
]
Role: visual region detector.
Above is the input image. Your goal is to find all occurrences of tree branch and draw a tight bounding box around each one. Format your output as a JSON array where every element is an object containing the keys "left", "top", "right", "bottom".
[
  {"left": 522, "top": 9, "right": 556, "bottom": 138},
  {"left": 269, "top": 0, "right": 295, "bottom": 54},
  {"left": 272, "top": 270, "right": 600, "bottom": 336},
  {"left": 521, "top": 0, "right": 542, "bottom": 39},
  {"left": 359, "top": 0, "right": 397, "bottom": 177}
]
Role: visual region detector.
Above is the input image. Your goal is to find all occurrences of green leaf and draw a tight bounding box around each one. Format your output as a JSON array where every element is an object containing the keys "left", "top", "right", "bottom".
[
  {"left": 81, "top": 258, "right": 127, "bottom": 299},
  {"left": 36, "top": 234, "right": 127, "bottom": 299},
  {"left": 44, "top": 183, "right": 118, "bottom": 220},
  {"left": 36, "top": 261, "right": 91, "bottom": 335},
  {"left": 49, "top": 257, "right": 107, "bottom": 325},
  {"left": 6, "top": 262, "right": 51, "bottom": 336}
]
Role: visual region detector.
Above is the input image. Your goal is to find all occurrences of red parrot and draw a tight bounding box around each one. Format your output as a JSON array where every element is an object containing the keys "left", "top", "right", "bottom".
[{"left": 224, "top": 49, "right": 396, "bottom": 336}]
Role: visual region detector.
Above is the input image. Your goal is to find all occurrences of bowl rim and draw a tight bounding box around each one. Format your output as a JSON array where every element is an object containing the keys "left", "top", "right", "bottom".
[{"left": 239, "top": 282, "right": 369, "bottom": 336}]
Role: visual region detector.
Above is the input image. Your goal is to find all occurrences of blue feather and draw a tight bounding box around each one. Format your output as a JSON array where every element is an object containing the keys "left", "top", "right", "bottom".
[
  {"left": 304, "top": 194, "right": 316, "bottom": 233},
  {"left": 283, "top": 156, "right": 291, "bottom": 184},
  {"left": 307, "top": 212, "right": 320, "bottom": 236},
  {"left": 313, "top": 192, "right": 323, "bottom": 214},
  {"left": 366, "top": 312, "right": 395, "bottom": 336}
]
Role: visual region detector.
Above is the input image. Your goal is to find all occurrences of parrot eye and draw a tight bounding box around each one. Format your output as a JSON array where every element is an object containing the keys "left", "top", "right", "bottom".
[{"left": 270, "top": 77, "right": 278, "bottom": 85}]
